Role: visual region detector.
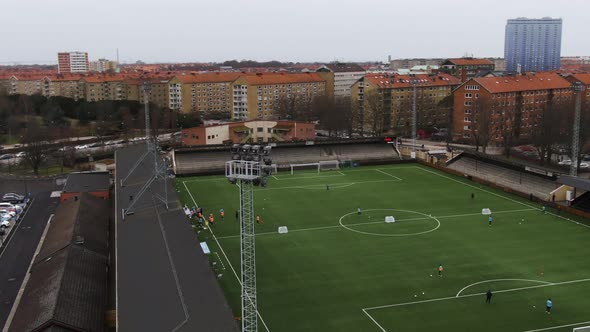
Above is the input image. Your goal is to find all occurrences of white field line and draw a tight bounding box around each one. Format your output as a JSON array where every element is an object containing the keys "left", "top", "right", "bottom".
[
  {"left": 337, "top": 170, "right": 346, "bottom": 176},
  {"left": 272, "top": 173, "right": 346, "bottom": 181},
  {"left": 375, "top": 169, "right": 402, "bottom": 181},
  {"left": 455, "top": 278, "right": 552, "bottom": 297},
  {"left": 255, "top": 179, "right": 401, "bottom": 191},
  {"left": 362, "top": 309, "right": 387, "bottom": 332},
  {"left": 182, "top": 181, "right": 271, "bottom": 332},
  {"left": 523, "top": 321, "right": 590, "bottom": 332},
  {"left": 215, "top": 208, "right": 536, "bottom": 240},
  {"left": 363, "top": 277, "right": 590, "bottom": 312},
  {"left": 414, "top": 166, "right": 590, "bottom": 230}
]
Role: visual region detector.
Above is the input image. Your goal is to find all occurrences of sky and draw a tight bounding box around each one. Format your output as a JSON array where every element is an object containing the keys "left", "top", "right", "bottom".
[{"left": 1, "top": 0, "right": 589, "bottom": 64}]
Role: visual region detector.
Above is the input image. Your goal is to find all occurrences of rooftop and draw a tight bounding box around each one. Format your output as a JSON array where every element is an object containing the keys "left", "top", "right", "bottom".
[
  {"left": 116, "top": 144, "right": 237, "bottom": 332},
  {"left": 472, "top": 72, "right": 572, "bottom": 93},
  {"left": 237, "top": 72, "right": 325, "bottom": 85},
  {"left": 63, "top": 172, "right": 110, "bottom": 193},
  {"left": 318, "top": 63, "right": 365, "bottom": 73},
  {"left": 442, "top": 58, "right": 494, "bottom": 66},
  {"left": 8, "top": 194, "right": 109, "bottom": 332}
]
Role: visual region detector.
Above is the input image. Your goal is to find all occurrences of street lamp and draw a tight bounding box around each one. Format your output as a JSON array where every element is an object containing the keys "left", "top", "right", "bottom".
[{"left": 226, "top": 143, "right": 273, "bottom": 332}]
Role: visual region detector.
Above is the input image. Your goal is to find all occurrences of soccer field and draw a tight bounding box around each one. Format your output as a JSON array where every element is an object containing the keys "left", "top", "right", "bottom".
[{"left": 176, "top": 164, "right": 590, "bottom": 332}]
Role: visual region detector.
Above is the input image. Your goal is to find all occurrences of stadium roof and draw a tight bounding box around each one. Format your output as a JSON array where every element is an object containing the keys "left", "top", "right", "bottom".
[
  {"left": 116, "top": 144, "right": 237, "bottom": 332},
  {"left": 556, "top": 175, "right": 590, "bottom": 191}
]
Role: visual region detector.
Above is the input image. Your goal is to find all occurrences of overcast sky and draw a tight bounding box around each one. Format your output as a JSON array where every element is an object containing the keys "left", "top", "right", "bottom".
[{"left": 1, "top": 0, "right": 588, "bottom": 64}]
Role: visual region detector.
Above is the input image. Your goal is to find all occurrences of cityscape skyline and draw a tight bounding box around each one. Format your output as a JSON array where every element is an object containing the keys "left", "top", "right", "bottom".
[{"left": 1, "top": 0, "right": 589, "bottom": 64}]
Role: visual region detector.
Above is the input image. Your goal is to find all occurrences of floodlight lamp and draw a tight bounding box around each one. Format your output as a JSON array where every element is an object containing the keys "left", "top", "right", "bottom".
[{"left": 231, "top": 144, "right": 241, "bottom": 154}]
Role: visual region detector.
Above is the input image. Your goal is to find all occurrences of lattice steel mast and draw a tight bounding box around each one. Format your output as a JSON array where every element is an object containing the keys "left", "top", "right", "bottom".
[{"left": 226, "top": 144, "right": 272, "bottom": 332}]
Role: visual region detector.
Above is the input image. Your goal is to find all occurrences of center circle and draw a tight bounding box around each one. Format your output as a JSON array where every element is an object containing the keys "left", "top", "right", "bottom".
[{"left": 338, "top": 209, "right": 440, "bottom": 237}]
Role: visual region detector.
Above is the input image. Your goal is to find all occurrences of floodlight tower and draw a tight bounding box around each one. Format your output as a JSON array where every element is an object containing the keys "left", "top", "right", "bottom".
[
  {"left": 226, "top": 144, "right": 273, "bottom": 332},
  {"left": 411, "top": 80, "right": 418, "bottom": 158},
  {"left": 570, "top": 82, "right": 584, "bottom": 177}
]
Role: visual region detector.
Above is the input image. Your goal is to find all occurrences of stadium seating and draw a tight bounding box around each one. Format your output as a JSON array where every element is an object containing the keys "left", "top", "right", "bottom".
[
  {"left": 447, "top": 157, "right": 558, "bottom": 200},
  {"left": 174, "top": 143, "right": 401, "bottom": 175}
]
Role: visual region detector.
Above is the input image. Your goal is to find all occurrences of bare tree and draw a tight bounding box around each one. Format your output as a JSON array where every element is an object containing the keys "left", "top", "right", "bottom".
[
  {"left": 471, "top": 96, "right": 493, "bottom": 152},
  {"left": 364, "top": 90, "right": 386, "bottom": 136},
  {"left": 22, "top": 121, "right": 50, "bottom": 176}
]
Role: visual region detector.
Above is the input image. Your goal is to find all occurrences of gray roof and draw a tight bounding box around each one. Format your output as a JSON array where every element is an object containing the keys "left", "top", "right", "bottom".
[
  {"left": 556, "top": 175, "right": 590, "bottom": 191},
  {"left": 116, "top": 144, "right": 238, "bottom": 332},
  {"left": 63, "top": 172, "right": 110, "bottom": 193},
  {"left": 318, "top": 63, "right": 365, "bottom": 73},
  {"left": 8, "top": 194, "right": 109, "bottom": 332}
]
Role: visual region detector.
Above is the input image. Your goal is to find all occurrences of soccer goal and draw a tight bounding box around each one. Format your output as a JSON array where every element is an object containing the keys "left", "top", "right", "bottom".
[
  {"left": 573, "top": 326, "right": 590, "bottom": 332},
  {"left": 290, "top": 163, "right": 320, "bottom": 174},
  {"left": 319, "top": 160, "right": 340, "bottom": 171}
]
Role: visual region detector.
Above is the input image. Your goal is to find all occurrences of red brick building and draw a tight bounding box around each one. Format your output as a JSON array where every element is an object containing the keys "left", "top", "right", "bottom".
[
  {"left": 441, "top": 58, "right": 495, "bottom": 82},
  {"left": 182, "top": 120, "right": 315, "bottom": 146},
  {"left": 453, "top": 72, "right": 573, "bottom": 145}
]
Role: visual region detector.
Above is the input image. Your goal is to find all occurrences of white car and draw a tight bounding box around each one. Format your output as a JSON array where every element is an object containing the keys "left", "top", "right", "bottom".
[
  {"left": 580, "top": 162, "right": 590, "bottom": 169},
  {"left": 1, "top": 220, "right": 10, "bottom": 228},
  {"left": 558, "top": 159, "right": 572, "bottom": 166},
  {"left": 0, "top": 202, "right": 20, "bottom": 213},
  {"left": 0, "top": 209, "right": 16, "bottom": 217}
]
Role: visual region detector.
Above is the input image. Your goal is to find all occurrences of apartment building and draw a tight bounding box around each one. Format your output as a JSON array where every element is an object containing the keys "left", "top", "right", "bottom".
[
  {"left": 231, "top": 72, "right": 327, "bottom": 121},
  {"left": 505, "top": 17, "right": 562, "bottom": 72},
  {"left": 390, "top": 58, "right": 444, "bottom": 71},
  {"left": 351, "top": 73, "right": 460, "bottom": 133},
  {"left": 440, "top": 58, "right": 495, "bottom": 82},
  {"left": 453, "top": 72, "right": 572, "bottom": 144},
  {"left": 136, "top": 75, "right": 176, "bottom": 110},
  {"left": 181, "top": 120, "right": 315, "bottom": 145},
  {"left": 81, "top": 75, "right": 126, "bottom": 102},
  {"left": 58, "top": 52, "right": 89, "bottom": 73},
  {"left": 89, "top": 59, "right": 118, "bottom": 73},
  {"left": 8, "top": 74, "right": 46, "bottom": 95},
  {"left": 174, "top": 72, "right": 242, "bottom": 115},
  {"left": 317, "top": 63, "right": 365, "bottom": 98},
  {"left": 565, "top": 73, "right": 590, "bottom": 106}
]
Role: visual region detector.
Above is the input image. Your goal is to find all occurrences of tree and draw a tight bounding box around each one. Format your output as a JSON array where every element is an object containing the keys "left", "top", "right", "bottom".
[
  {"left": 364, "top": 90, "right": 386, "bottom": 136},
  {"left": 21, "top": 121, "right": 50, "bottom": 176},
  {"left": 531, "top": 99, "right": 570, "bottom": 165},
  {"left": 177, "top": 113, "right": 202, "bottom": 128},
  {"left": 470, "top": 96, "right": 493, "bottom": 152}
]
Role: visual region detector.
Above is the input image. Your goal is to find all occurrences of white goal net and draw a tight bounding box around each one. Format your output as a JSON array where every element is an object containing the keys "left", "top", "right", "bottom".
[
  {"left": 319, "top": 160, "right": 340, "bottom": 171},
  {"left": 290, "top": 163, "right": 320, "bottom": 174},
  {"left": 573, "top": 326, "right": 590, "bottom": 332}
]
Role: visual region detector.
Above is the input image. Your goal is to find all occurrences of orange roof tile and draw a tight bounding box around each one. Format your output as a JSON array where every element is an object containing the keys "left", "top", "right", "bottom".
[
  {"left": 363, "top": 73, "right": 461, "bottom": 89},
  {"left": 473, "top": 72, "right": 572, "bottom": 93},
  {"left": 569, "top": 73, "right": 590, "bottom": 85},
  {"left": 175, "top": 72, "right": 243, "bottom": 84},
  {"left": 237, "top": 72, "right": 325, "bottom": 85},
  {"left": 444, "top": 58, "right": 494, "bottom": 66}
]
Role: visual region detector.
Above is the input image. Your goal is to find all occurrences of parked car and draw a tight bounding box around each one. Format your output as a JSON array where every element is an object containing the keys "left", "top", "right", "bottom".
[
  {"left": 0, "top": 203, "right": 21, "bottom": 213},
  {"left": 580, "top": 162, "right": 590, "bottom": 169},
  {"left": 0, "top": 209, "right": 16, "bottom": 217},
  {"left": 15, "top": 151, "right": 26, "bottom": 158},
  {"left": 2, "top": 193, "right": 25, "bottom": 204},
  {"left": 1, "top": 220, "right": 10, "bottom": 228},
  {"left": 0, "top": 154, "right": 15, "bottom": 160},
  {"left": 558, "top": 159, "right": 572, "bottom": 166}
]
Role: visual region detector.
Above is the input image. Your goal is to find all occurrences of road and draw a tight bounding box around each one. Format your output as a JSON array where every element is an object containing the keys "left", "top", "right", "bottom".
[{"left": 0, "top": 192, "right": 59, "bottom": 330}]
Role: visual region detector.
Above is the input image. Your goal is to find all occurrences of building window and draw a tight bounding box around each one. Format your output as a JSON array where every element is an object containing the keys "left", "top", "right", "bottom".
[{"left": 465, "top": 93, "right": 472, "bottom": 98}]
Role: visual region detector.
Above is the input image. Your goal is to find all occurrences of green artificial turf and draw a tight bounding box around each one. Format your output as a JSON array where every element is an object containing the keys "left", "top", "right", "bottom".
[{"left": 175, "top": 164, "right": 590, "bottom": 332}]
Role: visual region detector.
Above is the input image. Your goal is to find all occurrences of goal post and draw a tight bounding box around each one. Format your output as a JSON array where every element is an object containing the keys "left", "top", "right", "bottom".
[
  {"left": 290, "top": 163, "right": 320, "bottom": 175},
  {"left": 319, "top": 160, "right": 340, "bottom": 171},
  {"left": 573, "top": 326, "right": 590, "bottom": 332}
]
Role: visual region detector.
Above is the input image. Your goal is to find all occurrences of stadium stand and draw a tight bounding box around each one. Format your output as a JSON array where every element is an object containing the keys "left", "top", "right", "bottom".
[
  {"left": 447, "top": 156, "right": 558, "bottom": 200},
  {"left": 572, "top": 191, "right": 590, "bottom": 212},
  {"left": 174, "top": 141, "right": 401, "bottom": 175}
]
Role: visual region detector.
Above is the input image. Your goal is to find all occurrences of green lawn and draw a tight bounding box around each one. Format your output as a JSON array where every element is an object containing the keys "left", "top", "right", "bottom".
[{"left": 176, "top": 164, "right": 590, "bottom": 332}]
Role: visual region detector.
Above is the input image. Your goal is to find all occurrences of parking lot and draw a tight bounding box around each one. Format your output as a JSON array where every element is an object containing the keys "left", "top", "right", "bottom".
[{"left": 0, "top": 191, "right": 60, "bottom": 330}]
